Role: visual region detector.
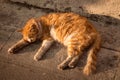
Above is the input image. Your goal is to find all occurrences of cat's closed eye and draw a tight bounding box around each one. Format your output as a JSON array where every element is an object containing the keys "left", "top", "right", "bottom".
[{"left": 30, "top": 28, "right": 36, "bottom": 32}]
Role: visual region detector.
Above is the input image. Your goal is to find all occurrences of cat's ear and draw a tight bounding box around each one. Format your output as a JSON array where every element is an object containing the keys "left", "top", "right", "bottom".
[
  {"left": 30, "top": 18, "right": 37, "bottom": 27},
  {"left": 30, "top": 18, "right": 37, "bottom": 24},
  {"left": 17, "top": 28, "right": 23, "bottom": 32}
]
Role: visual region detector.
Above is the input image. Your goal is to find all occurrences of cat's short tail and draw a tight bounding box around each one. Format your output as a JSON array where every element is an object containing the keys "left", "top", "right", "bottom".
[{"left": 83, "top": 34, "right": 101, "bottom": 75}]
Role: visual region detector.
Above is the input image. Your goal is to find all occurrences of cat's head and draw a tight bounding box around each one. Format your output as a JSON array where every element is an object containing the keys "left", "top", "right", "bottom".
[{"left": 18, "top": 18, "right": 42, "bottom": 43}]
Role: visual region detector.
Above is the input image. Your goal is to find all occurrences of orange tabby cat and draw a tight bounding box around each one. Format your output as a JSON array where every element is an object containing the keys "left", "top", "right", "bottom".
[{"left": 8, "top": 12, "right": 101, "bottom": 75}]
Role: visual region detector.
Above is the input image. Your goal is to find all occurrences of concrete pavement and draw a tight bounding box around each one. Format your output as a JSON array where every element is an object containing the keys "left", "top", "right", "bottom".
[{"left": 0, "top": 0, "right": 120, "bottom": 80}]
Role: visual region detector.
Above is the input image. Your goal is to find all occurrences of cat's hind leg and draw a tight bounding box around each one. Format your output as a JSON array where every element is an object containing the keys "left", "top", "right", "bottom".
[
  {"left": 67, "top": 42, "right": 85, "bottom": 68},
  {"left": 58, "top": 36, "right": 93, "bottom": 70},
  {"left": 58, "top": 45, "right": 80, "bottom": 70},
  {"left": 68, "top": 55, "right": 80, "bottom": 68},
  {"left": 58, "top": 55, "right": 73, "bottom": 70}
]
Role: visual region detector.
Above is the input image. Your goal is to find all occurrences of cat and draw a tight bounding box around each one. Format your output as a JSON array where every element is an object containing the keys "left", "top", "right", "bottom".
[{"left": 8, "top": 12, "right": 101, "bottom": 75}]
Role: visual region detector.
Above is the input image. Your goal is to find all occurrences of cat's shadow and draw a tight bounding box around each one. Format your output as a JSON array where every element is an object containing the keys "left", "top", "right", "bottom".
[
  {"left": 41, "top": 42, "right": 64, "bottom": 60},
  {"left": 18, "top": 40, "right": 119, "bottom": 74},
  {"left": 15, "top": 40, "right": 63, "bottom": 60},
  {"left": 15, "top": 40, "right": 42, "bottom": 54}
]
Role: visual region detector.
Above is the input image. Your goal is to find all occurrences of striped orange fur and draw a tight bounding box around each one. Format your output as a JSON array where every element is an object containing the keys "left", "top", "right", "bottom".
[{"left": 8, "top": 12, "right": 101, "bottom": 75}]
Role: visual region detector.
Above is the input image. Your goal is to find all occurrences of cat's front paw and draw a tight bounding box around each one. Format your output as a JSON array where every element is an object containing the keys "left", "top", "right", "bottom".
[{"left": 8, "top": 48, "right": 14, "bottom": 54}]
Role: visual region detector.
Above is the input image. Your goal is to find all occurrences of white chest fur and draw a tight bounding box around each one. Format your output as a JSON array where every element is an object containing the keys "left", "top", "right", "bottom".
[{"left": 50, "top": 26, "right": 57, "bottom": 40}]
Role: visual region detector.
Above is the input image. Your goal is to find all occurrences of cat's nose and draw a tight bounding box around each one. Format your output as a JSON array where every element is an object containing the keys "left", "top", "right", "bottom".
[
  {"left": 28, "top": 38, "right": 32, "bottom": 42},
  {"left": 28, "top": 38, "right": 35, "bottom": 42}
]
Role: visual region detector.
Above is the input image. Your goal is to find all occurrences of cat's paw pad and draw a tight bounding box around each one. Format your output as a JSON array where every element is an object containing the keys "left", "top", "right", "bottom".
[
  {"left": 57, "top": 64, "right": 67, "bottom": 70},
  {"left": 8, "top": 48, "right": 14, "bottom": 54},
  {"left": 34, "top": 55, "right": 42, "bottom": 61},
  {"left": 68, "top": 63, "right": 76, "bottom": 68}
]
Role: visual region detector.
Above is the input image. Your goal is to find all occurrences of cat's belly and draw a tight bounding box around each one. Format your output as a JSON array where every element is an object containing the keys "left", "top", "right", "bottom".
[
  {"left": 50, "top": 26, "right": 76, "bottom": 46},
  {"left": 63, "top": 33, "right": 76, "bottom": 46}
]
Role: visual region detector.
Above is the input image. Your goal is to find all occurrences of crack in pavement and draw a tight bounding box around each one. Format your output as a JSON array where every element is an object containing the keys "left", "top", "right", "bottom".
[
  {"left": 8, "top": 0, "right": 62, "bottom": 13},
  {"left": 0, "top": 30, "right": 16, "bottom": 51},
  {"left": 101, "top": 46, "right": 120, "bottom": 53}
]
